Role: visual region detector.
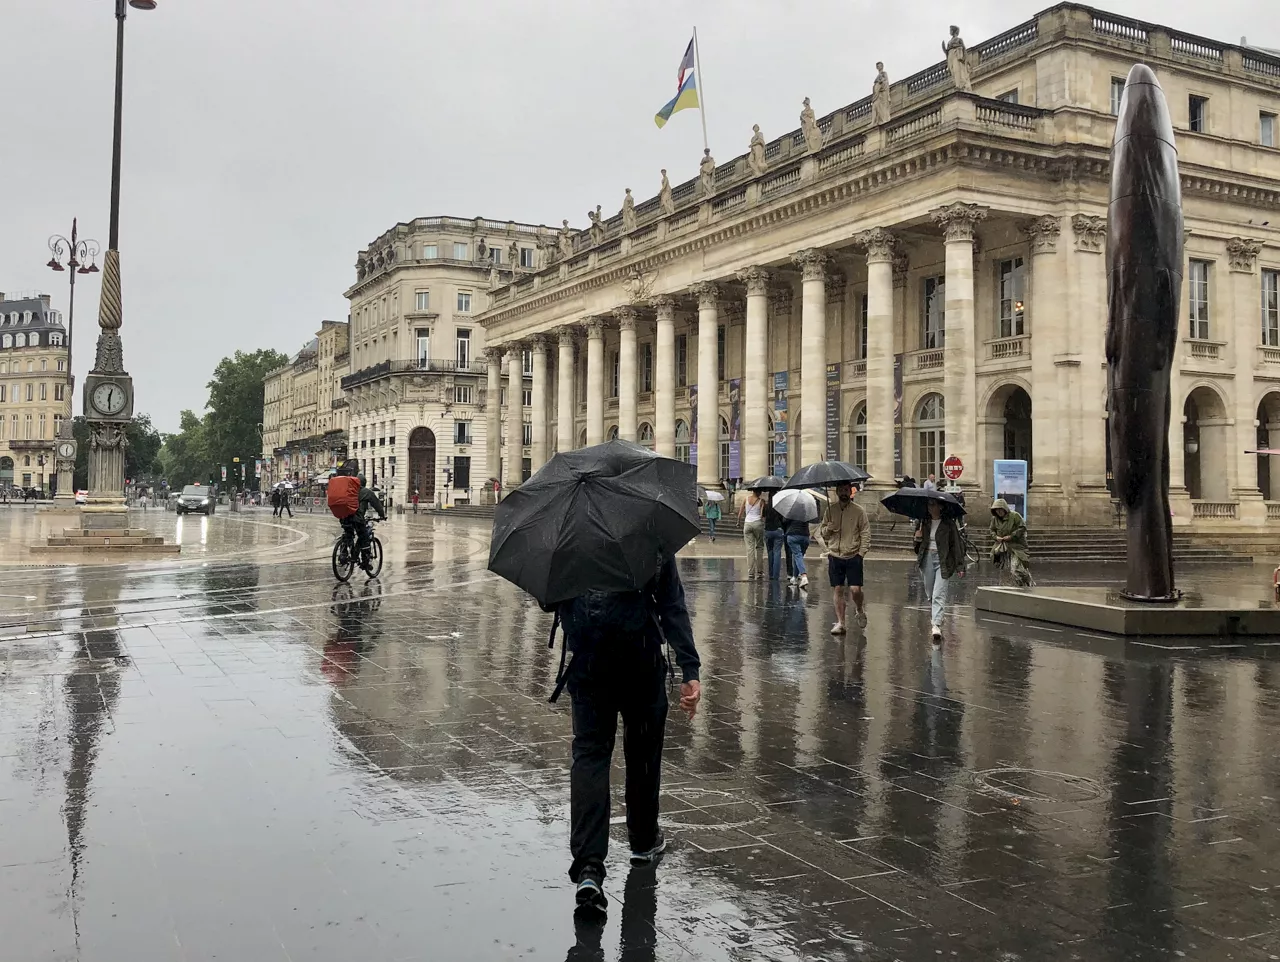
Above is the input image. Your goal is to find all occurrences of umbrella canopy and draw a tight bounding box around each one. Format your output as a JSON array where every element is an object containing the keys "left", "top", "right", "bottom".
[
  {"left": 488, "top": 440, "right": 700, "bottom": 606},
  {"left": 745, "top": 476, "right": 785, "bottom": 492},
  {"left": 880, "top": 486, "right": 966, "bottom": 521},
  {"left": 697, "top": 487, "right": 726, "bottom": 503},
  {"left": 784, "top": 461, "right": 871, "bottom": 490},
  {"left": 771, "top": 488, "right": 821, "bottom": 522}
]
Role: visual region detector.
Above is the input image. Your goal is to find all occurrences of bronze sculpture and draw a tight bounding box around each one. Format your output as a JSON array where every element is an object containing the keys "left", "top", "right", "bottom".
[{"left": 1106, "top": 64, "right": 1183, "bottom": 601}]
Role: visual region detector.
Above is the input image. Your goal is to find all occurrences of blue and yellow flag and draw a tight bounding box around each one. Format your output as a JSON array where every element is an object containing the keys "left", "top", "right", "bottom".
[{"left": 655, "top": 38, "right": 699, "bottom": 129}]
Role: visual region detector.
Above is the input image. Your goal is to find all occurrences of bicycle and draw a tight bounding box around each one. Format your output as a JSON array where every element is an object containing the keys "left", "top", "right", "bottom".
[{"left": 332, "top": 518, "right": 383, "bottom": 582}]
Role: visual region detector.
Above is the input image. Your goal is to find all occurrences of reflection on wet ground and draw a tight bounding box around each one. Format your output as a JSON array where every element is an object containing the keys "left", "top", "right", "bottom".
[{"left": 3, "top": 513, "right": 1280, "bottom": 960}]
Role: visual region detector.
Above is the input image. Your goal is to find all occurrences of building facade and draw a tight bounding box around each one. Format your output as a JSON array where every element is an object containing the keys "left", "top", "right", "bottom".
[
  {"left": 0, "top": 293, "right": 69, "bottom": 494},
  {"left": 261, "top": 320, "right": 350, "bottom": 486},
  {"left": 478, "top": 5, "right": 1280, "bottom": 527},
  {"left": 342, "top": 216, "right": 550, "bottom": 505}
]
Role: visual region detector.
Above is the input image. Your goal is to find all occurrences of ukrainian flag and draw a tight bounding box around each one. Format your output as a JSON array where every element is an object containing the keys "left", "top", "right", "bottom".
[{"left": 655, "top": 72, "right": 699, "bottom": 129}]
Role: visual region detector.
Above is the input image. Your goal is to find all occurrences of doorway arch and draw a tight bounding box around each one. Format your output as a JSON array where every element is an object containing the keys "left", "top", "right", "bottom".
[
  {"left": 1258, "top": 392, "right": 1280, "bottom": 500},
  {"left": 408, "top": 427, "right": 436, "bottom": 502},
  {"left": 1183, "top": 386, "right": 1229, "bottom": 501},
  {"left": 0, "top": 456, "right": 11, "bottom": 486}
]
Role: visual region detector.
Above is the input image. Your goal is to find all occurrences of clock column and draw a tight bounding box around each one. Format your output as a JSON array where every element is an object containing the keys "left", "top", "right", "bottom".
[
  {"left": 81, "top": 252, "right": 133, "bottom": 530},
  {"left": 53, "top": 440, "right": 77, "bottom": 506}
]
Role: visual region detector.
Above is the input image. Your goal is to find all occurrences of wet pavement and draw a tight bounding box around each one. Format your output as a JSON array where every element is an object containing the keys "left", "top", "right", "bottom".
[{"left": 3, "top": 511, "right": 1280, "bottom": 960}]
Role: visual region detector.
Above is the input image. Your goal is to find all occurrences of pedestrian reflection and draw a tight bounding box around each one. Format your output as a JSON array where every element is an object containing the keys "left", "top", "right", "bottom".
[
  {"left": 563, "top": 864, "right": 660, "bottom": 962},
  {"left": 322, "top": 581, "right": 382, "bottom": 686},
  {"left": 564, "top": 907, "right": 606, "bottom": 961}
]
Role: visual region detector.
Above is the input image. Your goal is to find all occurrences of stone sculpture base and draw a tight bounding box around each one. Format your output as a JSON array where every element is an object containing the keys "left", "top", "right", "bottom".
[
  {"left": 35, "top": 524, "right": 180, "bottom": 554},
  {"left": 975, "top": 585, "right": 1280, "bottom": 637}
]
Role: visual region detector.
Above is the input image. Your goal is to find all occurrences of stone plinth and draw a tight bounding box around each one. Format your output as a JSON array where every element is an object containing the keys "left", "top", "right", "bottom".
[{"left": 975, "top": 585, "right": 1280, "bottom": 637}]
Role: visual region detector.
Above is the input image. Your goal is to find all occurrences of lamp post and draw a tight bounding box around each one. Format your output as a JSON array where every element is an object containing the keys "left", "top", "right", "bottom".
[
  {"left": 82, "top": 0, "right": 156, "bottom": 529},
  {"left": 46, "top": 219, "right": 101, "bottom": 502}
]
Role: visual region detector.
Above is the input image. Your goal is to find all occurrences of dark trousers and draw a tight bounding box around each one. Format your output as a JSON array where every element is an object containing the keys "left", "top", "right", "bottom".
[
  {"left": 281, "top": 500, "right": 292, "bottom": 517},
  {"left": 567, "top": 656, "right": 668, "bottom": 883},
  {"left": 765, "top": 528, "right": 786, "bottom": 580}
]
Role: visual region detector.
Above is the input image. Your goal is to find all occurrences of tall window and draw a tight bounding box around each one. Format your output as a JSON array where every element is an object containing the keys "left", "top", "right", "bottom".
[
  {"left": 1189, "top": 95, "right": 1208, "bottom": 133},
  {"left": 640, "top": 342, "right": 653, "bottom": 393},
  {"left": 1188, "top": 260, "right": 1211, "bottom": 339},
  {"left": 54, "top": 384, "right": 64, "bottom": 402},
  {"left": 39, "top": 359, "right": 46, "bottom": 371},
  {"left": 1110, "top": 77, "right": 1125, "bottom": 115},
  {"left": 922, "top": 276, "right": 945, "bottom": 349},
  {"left": 452, "top": 242, "right": 468, "bottom": 260},
  {"left": 415, "top": 290, "right": 430, "bottom": 312},
  {"left": 719, "top": 417, "right": 731, "bottom": 481},
  {"left": 0, "top": 386, "right": 5, "bottom": 402},
  {"left": 455, "top": 420, "right": 472, "bottom": 444},
  {"left": 522, "top": 349, "right": 533, "bottom": 376},
  {"left": 716, "top": 324, "right": 726, "bottom": 381},
  {"left": 416, "top": 328, "right": 430, "bottom": 366},
  {"left": 996, "top": 88, "right": 1019, "bottom": 104},
  {"left": 456, "top": 328, "right": 471, "bottom": 368},
  {"left": 522, "top": 421, "right": 532, "bottom": 445},
  {"left": 454, "top": 384, "right": 474, "bottom": 405},
  {"left": 853, "top": 405, "right": 868, "bottom": 471},
  {"left": 57, "top": 359, "right": 65, "bottom": 372},
  {"left": 1264, "top": 270, "right": 1280, "bottom": 346},
  {"left": 488, "top": 247, "right": 502, "bottom": 264},
  {"left": 997, "top": 258, "right": 1026, "bottom": 337},
  {"left": 917, "top": 393, "right": 945, "bottom": 481},
  {"left": 859, "top": 293, "right": 869, "bottom": 359},
  {"left": 456, "top": 292, "right": 472, "bottom": 313},
  {"left": 422, "top": 244, "right": 438, "bottom": 259},
  {"left": 522, "top": 388, "right": 532, "bottom": 407},
  {"left": 676, "top": 334, "right": 688, "bottom": 387},
  {"left": 53, "top": 414, "right": 62, "bottom": 437},
  {"left": 39, "top": 383, "right": 46, "bottom": 401},
  {"left": 1263, "top": 113, "right": 1277, "bottom": 149},
  {"left": 610, "top": 350, "right": 619, "bottom": 398},
  {"left": 25, "top": 383, "right": 32, "bottom": 402},
  {"left": 24, "top": 414, "right": 32, "bottom": 440},
  {"left": 38, "top": 414, "right": 46, "bottom": 439},
  {"left": 520, "top": 247, "right": 535, "bottom": 268},
  {"left": 675, "top": 420, "right": 690, "bottom": 463},
  {"left": 638, "top": 422, "right": 654, "bottom": 449}
]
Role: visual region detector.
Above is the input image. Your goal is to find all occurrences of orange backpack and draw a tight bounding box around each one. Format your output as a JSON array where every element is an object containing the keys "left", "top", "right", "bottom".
[{"left": 327, "top": 475, "right": 360, "bottom": 520}]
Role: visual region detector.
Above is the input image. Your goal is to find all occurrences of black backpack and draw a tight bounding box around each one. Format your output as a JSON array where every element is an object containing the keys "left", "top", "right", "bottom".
[{"left": 545, "top": 581, "right": 659, "bottom": 703}]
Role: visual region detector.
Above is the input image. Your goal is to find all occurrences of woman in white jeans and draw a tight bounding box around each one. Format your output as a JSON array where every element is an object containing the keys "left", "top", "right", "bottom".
[
  {"left": 913, "top": 499, "right": 964, "bottom": 642},
  {"left": 738, "top": 491, "right": 766, "bottom": 579}
]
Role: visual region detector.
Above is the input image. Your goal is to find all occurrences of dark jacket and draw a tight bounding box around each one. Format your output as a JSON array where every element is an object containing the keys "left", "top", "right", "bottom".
[
  {"left": 915, "top": 517, "right": 965, "bottom": 579},
  {"left": 763, "top": 504, "right": 786, "bottom": 532},
  {"left": 782, "top": 518, "right": 810, "bottom": 539},
  {"left": 356, "top": 486, "right": 386, "bottom": 521}
]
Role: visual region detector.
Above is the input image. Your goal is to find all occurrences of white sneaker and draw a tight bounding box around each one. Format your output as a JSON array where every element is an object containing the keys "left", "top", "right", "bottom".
[
  {"left": 830, "top": 622, "right": 846, "bottom": 635},
  {"left": 854, "top": 611, "right": 868, "bottom": 629},
  {"left": 787, "top": 576, "right": 797, "bottom": 587},
  {"left": 930, "top": 625, "right": 942, "bottom": 641},
  {"left": 799, "top": 574, "right": 809, "bottom": 589}
]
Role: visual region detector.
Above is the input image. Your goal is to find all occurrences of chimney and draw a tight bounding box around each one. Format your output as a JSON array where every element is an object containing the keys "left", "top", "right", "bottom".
[{"left": 41, "top": 294, "right": 51, "bottom": 309}]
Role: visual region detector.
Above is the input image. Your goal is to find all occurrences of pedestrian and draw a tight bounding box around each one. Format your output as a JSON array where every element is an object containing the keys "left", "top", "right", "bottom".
[
  {"left": 702, "top": 497, "right": 721, "bottom": 541},
  {"left": 914, "top": 498, "right": 964, "bottom": 642},
  {"left": 280, "top": 487, "right": 293, "bottom": 518},
  {"left": 412, "top": 490, "right": 420, "bottom": 514},
  {"left": 548, "top": 555, "right": 702, "bottom": 912},
  {"left": 270, "top": 488, "right": 280, "bottom": 516},
  {"left": 819, "top": 482, "right": 870, "bottom": 634},
  {"left": 989, "top": 497, "right": 1031, "bottom": 586},
  {"left": 763, "top": 494, "right": 787, "bottom": 581},
  {"left": 783, "top": 514, "right": 811, "bottom": 590},
  {"left": 738, "top": 490, "right": 765, "bottom": 579},
  {"left": 923, "top": 473, "right": 938, "bottom": 491}
]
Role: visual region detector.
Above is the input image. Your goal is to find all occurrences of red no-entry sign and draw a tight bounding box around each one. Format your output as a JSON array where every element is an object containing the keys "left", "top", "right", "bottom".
[{"left": 943, "top": 456, "right": 964, "bottom": 481}]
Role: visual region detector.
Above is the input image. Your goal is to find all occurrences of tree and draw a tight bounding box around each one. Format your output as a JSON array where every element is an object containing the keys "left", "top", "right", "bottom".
[{"left": 158, "top": 410, "right": 209, "bottom": 488}]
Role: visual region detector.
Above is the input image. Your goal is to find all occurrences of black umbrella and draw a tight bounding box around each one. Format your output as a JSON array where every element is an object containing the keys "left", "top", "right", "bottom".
[
  {"left": 784, "top": 461, "right": 871, "bottom": 490},
  {"left": 880, "top": 486, "right": 966, "bottom": 521},
  {"left": 745, "top": 476, "right": 785, "bottom": 492},
  {"left": 488, "top": 440, "right": 699, "bottom": 606}
]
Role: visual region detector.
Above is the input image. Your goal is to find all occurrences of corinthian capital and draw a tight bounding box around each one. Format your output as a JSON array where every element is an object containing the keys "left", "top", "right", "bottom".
[
  {"left": 557, "top": 325, "right": 577, "bottom": 347},
  {"left": 649, "top": 294, "right": 678, "bottom": 319},
  {"left": 737, "top": 266, "right": 771, "bottom": 295},
  {"left": 930, "top": 202, "right": 989, "bottom": 243},
  {"left": 1023, "top": 215, "right": 1061, "bottom": 255},
  {"left": 690, "top": 282, "right": 720, "bottom": 310},
  {"left": 583, "top": 317, "right": 606, "bottom": 338},
  {"left": 854, "top": 227, "right": 896, "bottom": 263},
  {"left": 792, "top": 248, "right": 829, "bottom": 281},
  {"left": 615, "top": 305, "right": 640, "bottom": 331},
  {"left": 1227, "top": 237, "right": 1264, "bottom": 273},
  {"left": 529, "top": 333, "right": 549, "bottom": 354}
]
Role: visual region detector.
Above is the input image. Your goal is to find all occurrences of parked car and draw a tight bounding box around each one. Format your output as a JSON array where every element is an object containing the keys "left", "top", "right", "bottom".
[
  {"left": 175, "top": 484, "right": 216, "bottom": 516},
  {"left": 75, "top": 490, "right": 88, "bottom": 505}
]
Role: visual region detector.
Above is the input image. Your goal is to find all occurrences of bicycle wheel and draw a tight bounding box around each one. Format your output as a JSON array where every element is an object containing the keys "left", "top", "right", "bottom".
[
  {"left": 332, "top": 536, "right": 355, "bottom": 582},
  {"left": 365, "top": 536, "right": 383, "bottom": 578}
]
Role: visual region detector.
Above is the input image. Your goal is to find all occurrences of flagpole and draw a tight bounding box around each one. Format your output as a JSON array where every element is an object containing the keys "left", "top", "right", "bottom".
[{"left": 692, "top": 26, "right": 709, "bottom": 153}]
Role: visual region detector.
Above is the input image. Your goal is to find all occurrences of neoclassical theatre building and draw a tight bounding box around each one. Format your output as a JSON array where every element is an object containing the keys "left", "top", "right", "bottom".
[{"left": 477, "top": 4, "right": 1280, "bottom": 527}]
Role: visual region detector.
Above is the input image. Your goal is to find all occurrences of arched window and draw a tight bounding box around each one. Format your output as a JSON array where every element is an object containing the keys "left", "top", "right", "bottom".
[
  {"left": 638, "top": 422, "right": 654, "bottom": 449},
  {"left": 852, "top": 404, "right": 868, "bottom": 471},
  {"left": 13, "top": 334, "right": 24, "bottom": 348},
  {"left": 916, "top": 393, "right": 945, "bottom": 482},
  {"left": 607, "top": 425, "right": 619, "bottom": 441},
  {"left": 674, "top": 419, "right": 690, "bottom": 464},
  {"left": 719, "top": 416, "right": 731, "bottom": 481},
  {"left": 29, "top": 334, "right": 38, "bottom": 348},
  {"left": 1, "top": 335, "right": 9, "bottom": 348},
  {"left": 579, "top": 428, "right": 588, "bottom": 448}
]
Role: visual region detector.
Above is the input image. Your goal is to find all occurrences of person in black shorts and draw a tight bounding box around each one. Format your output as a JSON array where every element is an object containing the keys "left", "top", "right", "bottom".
[{"left": 818, "top": 482, "right": 871, "bottom": 634}]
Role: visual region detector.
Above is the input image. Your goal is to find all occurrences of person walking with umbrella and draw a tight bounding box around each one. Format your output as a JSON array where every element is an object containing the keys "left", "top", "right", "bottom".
[
  {"left": 914, "top": 498, "right": 965, "bottom": 642},
  {"left": 487, "top": 440, "right": 703, "bottom": 913},
  {"left": 702, "top": 493, "right": 722, "bottom": 541},
  {"left": 738, "top": 489, "right": 766, "bottom": 579},
  {"left": 763, "top": 493, "right": 787, "bottom": 582},
  {"left": 819, "top": 482, "right": 870, "bottom": 633},
  {"left": 770, "top": 488, "right": 819, "bottom": 590}
]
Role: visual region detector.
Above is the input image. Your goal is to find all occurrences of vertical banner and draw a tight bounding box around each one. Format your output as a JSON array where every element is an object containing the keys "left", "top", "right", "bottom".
[
  {"left": 255, "top": 459, "right": 262, "bottom": 478},
  {"left": 221, "top": 466, "right": 227, "bottom": 482},
  {"left": 772, "top": 372, "right": 789, "bottom": 476},
  {"left": 728, "top": 379, "right": 741, "bottom": 480},
  {"left": 994, "top": 459, "right": 1029, "bottom": 520},
  {"left": 825, "top": 363, "right": 841, "bottom": 461},
  {"left": 688, "top": 384, "right": 699, "bottom": 466},
  {"left": 893, "top": 353, "right": 904, "bottom": 478}
]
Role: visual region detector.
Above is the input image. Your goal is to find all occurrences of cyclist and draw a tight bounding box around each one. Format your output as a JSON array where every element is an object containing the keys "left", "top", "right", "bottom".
[{"left": 346, "top": 475, "right": 387, "bottom": 572}]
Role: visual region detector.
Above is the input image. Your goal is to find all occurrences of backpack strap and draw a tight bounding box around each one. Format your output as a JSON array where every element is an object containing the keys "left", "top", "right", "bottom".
[{"left": 547, "top": 608, "right": 571, "bottom": 704}]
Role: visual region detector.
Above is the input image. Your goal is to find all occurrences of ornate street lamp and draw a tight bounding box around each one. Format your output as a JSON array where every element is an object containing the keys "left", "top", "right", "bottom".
[
  {"left": 46, "top": 219, "right": 101, "bottom": 502},
  {"left": 82, "top": 0, "right": 156, "bottom": 528}
]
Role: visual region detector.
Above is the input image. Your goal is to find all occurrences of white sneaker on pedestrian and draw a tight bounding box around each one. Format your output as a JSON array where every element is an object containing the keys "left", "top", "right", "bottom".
[
  {"left": 830, "top": 622, "right": 846, "bottom": 635},
  {"left": 854, "top": 610, "right": 868, "bottom": 629},
  {"left": 787, "top": 576, "right": 797, "bottom": 587},
  {"left": 799, "top": 574, "right": 809, "bottom": 590},
  {"left": 930, "top": 625, "right": 942, "bottom": 642}
]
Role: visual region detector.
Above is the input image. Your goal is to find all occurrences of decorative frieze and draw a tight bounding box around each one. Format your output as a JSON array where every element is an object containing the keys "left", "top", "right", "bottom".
[
  {"left": 892, "top": 251, "right": 910, "bottom": 289},
  {"left": 825, "top": 270, "right": 847, "bottom": 302},
  {"left": 1071, "top": 213, "right": 1106, "bottom": 253},
  {"left": 1227, "top": 237, "right": 1264, "bottom": 273},
  {"left": 768, "top": 285, "right": 794, "bottom": 314}
]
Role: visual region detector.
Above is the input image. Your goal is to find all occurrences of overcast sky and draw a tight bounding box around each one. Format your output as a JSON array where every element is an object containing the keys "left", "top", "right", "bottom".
[{"left": 0, "top": 0, "right": 1264, "bottom": 432}]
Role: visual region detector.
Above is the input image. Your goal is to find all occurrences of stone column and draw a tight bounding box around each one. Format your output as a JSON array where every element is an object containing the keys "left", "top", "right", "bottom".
[
  {"left": 931, "top": 202, "right": 988, "bottom": 492},
  {"left": 738, "top": 267, "right": 770, "bottom": 481},
  {"left": 617, "top": 307, "right": 639, "bottom": 441},
  {"left": 505, "top": 348, "right": 523, "bottom": 488},
  {"left": 1070, "top": 214, "right": 1110, "bottom": 504},
  {"left": 585, "top": 319, "right": 605, "bottom": 446},
  {"left": 856, "top": 228, "right": 896, "bottom": 485},
  {"left": 556, "top": 327, "right": 575, "bottom": 453},
  {"left": 530, "top": 335, "right": 549, "bottom": 471},
  {"left": 485, "top": 349, "right": 502, "bottom": 484},
  {"left": 793, "top": 249, "right": 829, "bottom": 468},
  {"left": 692, "top": 282, "right": 721, "bottom": 486},
  {"left": 652, "top": 296, "right": 677, "bottom": 457},
  {"left": 1229, "top": 237, "right": 1266, "bottom": 521},
  {"left": 1025, "top": 215, "right": 1065, "bottom": 507}
]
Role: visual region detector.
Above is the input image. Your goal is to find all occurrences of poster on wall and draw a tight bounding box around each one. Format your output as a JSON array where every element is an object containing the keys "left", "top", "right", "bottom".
[
  {"left": 993, "top": 459, "right": 1029, "bottom": 520},
  {"left": 893, "top": 354, "right": 904, "bottom": 478},
  {"left": 254, "top": 459, "right": 262, "bottom": 478},
  {"left": 688, "top": 384, "right": 698, "bottom": 466},
  {"left": 826, "top": 363, "right": 841, "bottom": 461},
  {"left": 772, "top": 372, "right": 789, "bottom": 476},
  {"left": 728, "top": 379, "right": 741, "bottom": 480}
]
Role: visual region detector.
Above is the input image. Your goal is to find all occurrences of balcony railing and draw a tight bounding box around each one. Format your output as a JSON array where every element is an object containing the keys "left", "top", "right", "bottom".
[
  {"left": 340, "top": 358, "right": 479, "bottom": 390},
  {"left": 848, "top": 359, "right": 867, "bottom": 378},
  {"left": 1186, "top": 338, "right": 1225, "bottom": 361},
  {"left": 1259, "top": 345, "right": 1280, "bottom": 366},
  {"left": 1267, "top": 502, "right": 1280, "bottom": 521},
  {"left": 1192, "top": 501, "right": 1238, "bottom": 520},
  {"left": 911, "top": 348, "right": 945, "bottom": 372},
  {"left": 987, "top": 335, "right": 1028, "bottom": 360}
]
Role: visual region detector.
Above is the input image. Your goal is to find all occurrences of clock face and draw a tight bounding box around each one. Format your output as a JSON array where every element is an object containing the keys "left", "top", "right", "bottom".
[
  {"left": 58, "top": 442, "right": 74, "bottom": 458},
  {"left": 92, "top": 382, "right": 127, "bottom": 416}
]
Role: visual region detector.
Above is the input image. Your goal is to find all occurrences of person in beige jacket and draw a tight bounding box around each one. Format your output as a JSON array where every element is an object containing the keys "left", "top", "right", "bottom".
[{"left": 819, "top": 482, "right": 871, "bottom": 634}]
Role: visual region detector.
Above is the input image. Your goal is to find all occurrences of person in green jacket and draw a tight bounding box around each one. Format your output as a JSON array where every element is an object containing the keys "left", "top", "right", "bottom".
[
  {"left": 703, "top": 499, "right": 722, "bottom": 541},
  {"left": 989, "top": 497, "right": 1031, "bottom": 586},
  {"left": 914, "top": 499, "right": 965, "bottom": 643}
]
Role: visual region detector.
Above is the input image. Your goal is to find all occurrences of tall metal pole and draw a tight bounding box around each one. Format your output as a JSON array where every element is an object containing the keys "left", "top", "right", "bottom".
[
  {"left": 109, "top": 0, "right": 127, "bottom": 250},
  {"left": 64, "top": 220, "right": 78, "bottom": 436}
]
